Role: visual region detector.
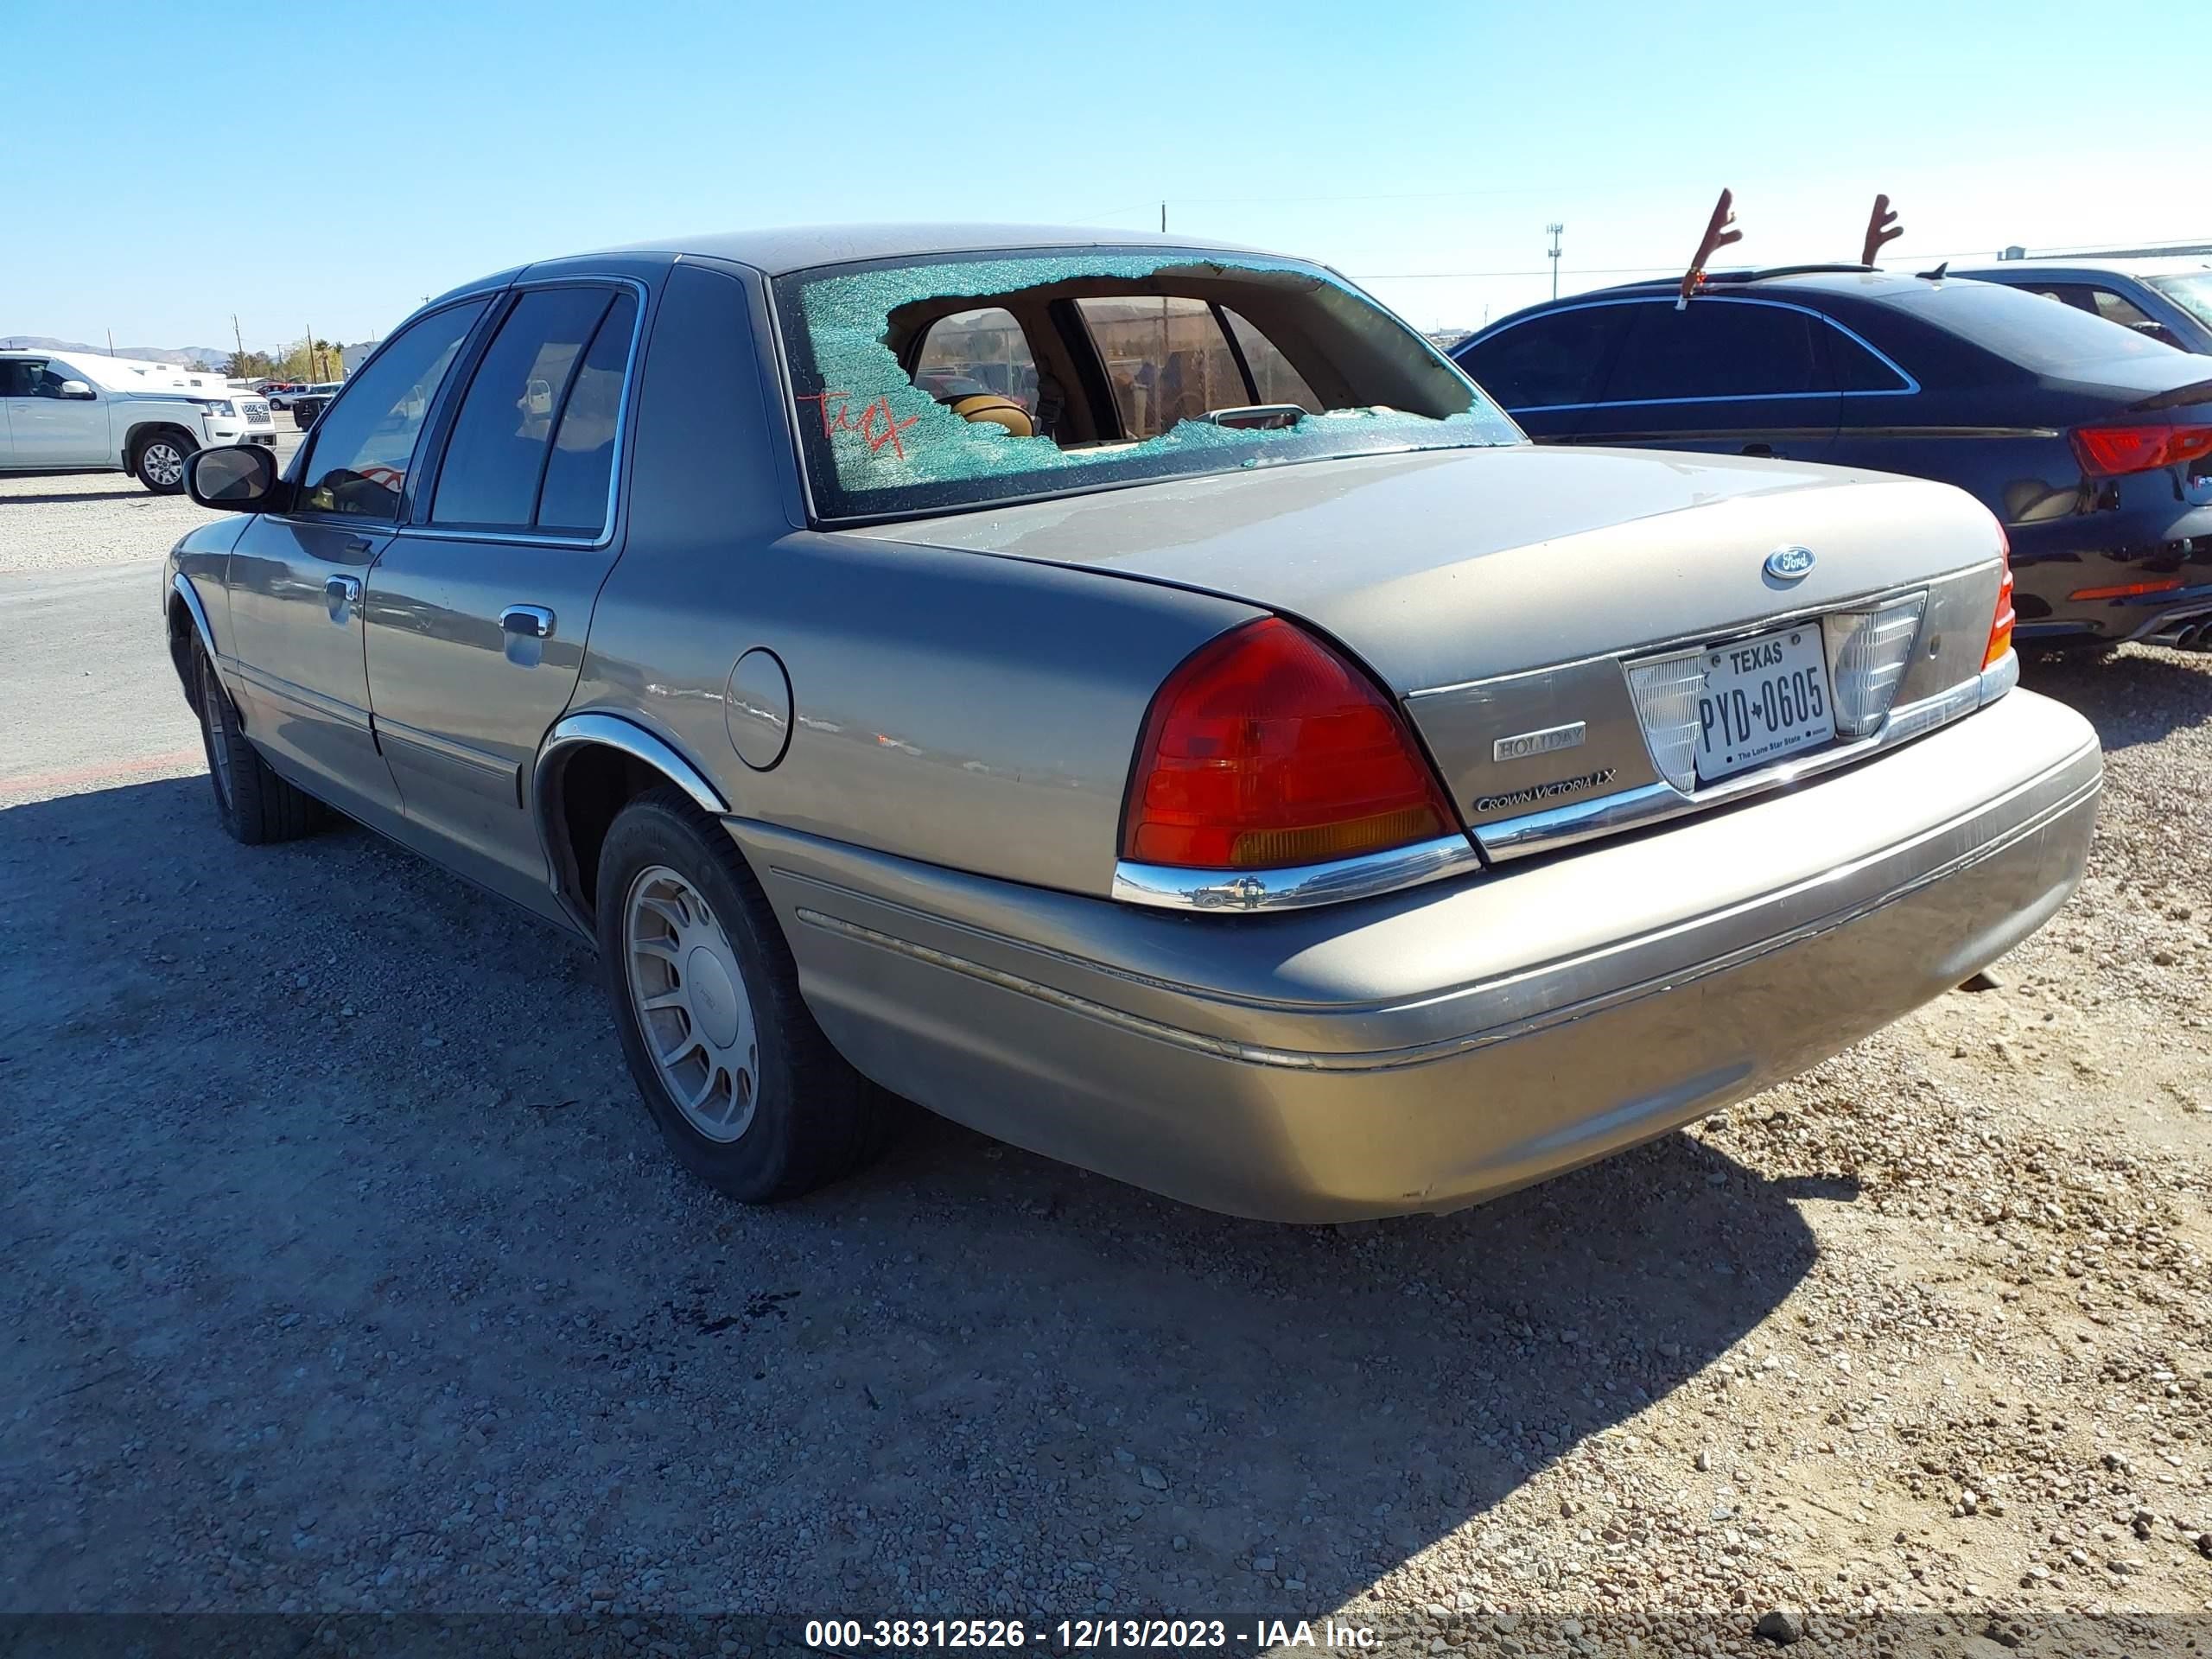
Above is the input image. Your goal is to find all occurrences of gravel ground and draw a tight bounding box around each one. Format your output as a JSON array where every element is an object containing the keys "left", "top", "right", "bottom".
[
  {"left": 0, "top": 433, "right": 303, "bottom": 575},
  {"left": 0, "top": 479, "right": 2206, "bottom": 1656}
]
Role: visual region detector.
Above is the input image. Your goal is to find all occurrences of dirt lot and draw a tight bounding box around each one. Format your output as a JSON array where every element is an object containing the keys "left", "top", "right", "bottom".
[{"left": 1, "top": 471, "right": 2207, "bottom": 1656}]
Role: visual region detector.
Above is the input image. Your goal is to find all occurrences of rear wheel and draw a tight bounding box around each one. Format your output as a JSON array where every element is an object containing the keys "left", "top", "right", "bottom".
[
  {"left": 595, "top": 787, "right": 885, "bottom": 1202},
  {"left": 195, "top": 648, "right": 317, "bottom": 843},
  {"left": 134, "top": 429, "right": 194, "bottom": 493}
]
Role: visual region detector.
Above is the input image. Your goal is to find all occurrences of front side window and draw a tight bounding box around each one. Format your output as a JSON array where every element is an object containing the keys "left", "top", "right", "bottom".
[
  {"left": 1601, "top": 302, "right": 1826, "bottom": 403},
  {"left": 296, "top": 302, "right": 486, "bottom": 518},
  {"left": 430, "top": 286, "right": 622, "bottom": 531},
  {"left": 774, "top": 249, "right": 1515, "bottom": 522}
]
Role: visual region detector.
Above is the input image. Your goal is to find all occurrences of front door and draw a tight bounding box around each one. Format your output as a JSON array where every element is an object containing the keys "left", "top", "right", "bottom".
[
  {"left": 226, "top": 300, "right": 489, "bottom": 825},
  {"left": 363, "top": 283, "right": 642, "bottom": 915},
  {"left": 0, "top": 359, "right": 111, "bottom": 467}
]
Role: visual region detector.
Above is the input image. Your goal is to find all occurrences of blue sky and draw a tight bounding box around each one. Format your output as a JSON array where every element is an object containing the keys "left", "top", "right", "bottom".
[{"left": 3, "top": 0, "right": 2195, "bottom": 349}]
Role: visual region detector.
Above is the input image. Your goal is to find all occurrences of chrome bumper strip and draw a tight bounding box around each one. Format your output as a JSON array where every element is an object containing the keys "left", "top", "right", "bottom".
[{"left": 1112, "top": 833, "right": 1482, "bottom": 914}]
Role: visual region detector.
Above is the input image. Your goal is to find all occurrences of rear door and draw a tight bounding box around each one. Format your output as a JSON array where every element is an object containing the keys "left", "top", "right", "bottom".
[
  {"left": 1451, "top": 302, "right": 1634, "bottom": 441},
  {"left": 1574, "top": 296, "right": 1841, "bottom": 461},
  {"left": 226, "top": 300, "right": 490, "bottom": 825},
  {"left": 361, "top": 280, "right": 645, "bottom": 916}
]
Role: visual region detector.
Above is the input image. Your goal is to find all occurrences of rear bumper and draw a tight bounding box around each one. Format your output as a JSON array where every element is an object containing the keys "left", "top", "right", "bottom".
[
  {"left": 2010, "top": 502, "right": 2212, "bottom": 640},
  {"left": 731, "top": 690, "right": 2100, "bottom": 1221}
]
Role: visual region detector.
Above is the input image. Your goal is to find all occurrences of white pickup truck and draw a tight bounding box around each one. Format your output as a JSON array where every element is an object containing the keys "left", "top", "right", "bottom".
[{"left": 0, "top": 349, "right": 276, "bottom": 493}]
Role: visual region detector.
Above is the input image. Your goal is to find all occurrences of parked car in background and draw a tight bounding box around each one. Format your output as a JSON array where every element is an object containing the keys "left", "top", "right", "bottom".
[
  {"left": 162, "top": 226, "right": 2095, "bottom": 1221},
  {"left": 288, "top": 381, "right": 345, "bottom": 429},
  {"left": 1952, "top": 257, "right": 2212, "bottom": 355},
  {"left": 1454, "top": 269, "right": 2212, "bottom": 652},
  {"left": 0, "top": 348, "right": 275, "bottom": 492}
]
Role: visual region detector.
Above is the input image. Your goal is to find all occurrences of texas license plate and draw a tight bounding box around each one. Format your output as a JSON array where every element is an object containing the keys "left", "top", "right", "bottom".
[{"left": 1694, "top": 625, "right": 1834, "bottom": 783}]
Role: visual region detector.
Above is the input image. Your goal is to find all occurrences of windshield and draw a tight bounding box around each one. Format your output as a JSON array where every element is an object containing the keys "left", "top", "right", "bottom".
[
  {"left": 772, "top": 249, "right": 1516, "bottom": 522},
  {"left": 2147, "top": 271, "right": 2212, "bottom": 331},
  {"left": 1885, "top": 278, "right": 2184, "bottom": 372}
]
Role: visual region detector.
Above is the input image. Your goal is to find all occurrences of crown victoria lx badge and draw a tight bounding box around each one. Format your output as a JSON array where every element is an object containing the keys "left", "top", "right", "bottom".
[{"left": 1764, "top": 544, "right": 1817, "bottom": 582}]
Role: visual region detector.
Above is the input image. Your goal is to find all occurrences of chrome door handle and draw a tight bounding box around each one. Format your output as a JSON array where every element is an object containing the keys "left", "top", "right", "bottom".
[
  {"left": 500, "top": 605, "right": 556, "bottom": 640},
  {"left": 324, "top": 574, "right": 362, "bottom": 624}
]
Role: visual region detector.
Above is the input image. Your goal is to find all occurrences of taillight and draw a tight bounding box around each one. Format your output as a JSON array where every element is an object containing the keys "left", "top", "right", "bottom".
[
  {"left": 1122, "top": 617, "right": 1458, "bottom": 870},
  {"left": 2070, "top": 423, "right": 2212, "bottom": 477},
  {"left": 1984, "top": 550, "right": 2015, "bottom": 670}
]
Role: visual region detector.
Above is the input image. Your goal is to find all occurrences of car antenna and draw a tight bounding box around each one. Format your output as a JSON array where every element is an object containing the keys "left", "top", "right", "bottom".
[
  {"left": 1678, "top": 188, "right": 1742, "bottom": 310},
  {"left": 1916, "top": 260, "right": 1950, "bottom": 281},
  {"left": 1860, "top": 193, "right": 1904, "bottom": 266}
]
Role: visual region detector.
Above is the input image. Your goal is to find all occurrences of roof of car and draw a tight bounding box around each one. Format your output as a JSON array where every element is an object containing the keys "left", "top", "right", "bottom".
[
  {"left": 601, "top": 221, "right": 1275, "bottom": 276},
  {"left": 1594, "top": 267, "right": 1949, "bottom": 302},
  {"left": 1950, "top": 257, "right": 2212, "bottom": 279}
]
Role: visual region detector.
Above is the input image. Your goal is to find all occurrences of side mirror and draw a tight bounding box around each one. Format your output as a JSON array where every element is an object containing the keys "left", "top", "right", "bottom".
[
  {"left": 187, "top": 443, "right": 289, "bottom": 513},
  {"left": 56, "top": 378, "right": 94, "bottom": 400}
]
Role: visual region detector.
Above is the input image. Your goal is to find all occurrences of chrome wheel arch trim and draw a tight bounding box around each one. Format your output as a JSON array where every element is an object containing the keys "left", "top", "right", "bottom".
[
  {"left": 531, "top": 712, "right": 732, "bottom": 932},
  {"left": 169, "top": 571, "right": 219, "bottom": 663}
]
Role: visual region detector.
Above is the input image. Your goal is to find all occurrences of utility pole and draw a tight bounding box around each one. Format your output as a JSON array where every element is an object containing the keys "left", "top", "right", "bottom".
[
  {"left": 105, "top": 329, "right": 115, "bottom": 356},
  {"left": 307, "top": 323, "right": 318, "bottom": 382},
  {"left": 1547, "top": 223, "right": 1565, "bottom": 300},
  {"left": 231, "top": 314, "right": 245, "bottom": 371},
  {"left": 1160, "top": 201, "right": 1166, "bottom": 233}
]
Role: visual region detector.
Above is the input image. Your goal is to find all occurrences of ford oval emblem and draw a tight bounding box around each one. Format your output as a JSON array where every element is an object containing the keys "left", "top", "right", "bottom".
[{"left": 1764, "top": 544, "right": 1816, "bottom": 582}]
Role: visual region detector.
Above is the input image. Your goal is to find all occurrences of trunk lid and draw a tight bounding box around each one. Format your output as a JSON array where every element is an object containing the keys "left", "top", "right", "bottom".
[
  {"left": 849, "top": 444, "right": 2001, "bottom": 691},
  {"left": 852, "top": 446, "right": 2007, "bottom": 848}
]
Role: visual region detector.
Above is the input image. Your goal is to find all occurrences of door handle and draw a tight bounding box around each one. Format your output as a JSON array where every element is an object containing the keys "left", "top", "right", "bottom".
[
  {"left": 341, "top": 537, "right": 374, "bottom": 556},
  {"left": 500, "top": 605, "right": 556, "bottom": 640},
  {"left": 1740, "top": 442, "right": 1778, "bottom": 459},
  {"left": 325, "top": 574, "right": 362, "bottom": 625}
]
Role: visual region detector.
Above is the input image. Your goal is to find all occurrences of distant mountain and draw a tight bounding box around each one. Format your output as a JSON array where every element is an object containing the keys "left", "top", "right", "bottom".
[{"left": 1, "top": 335, "right": 232, "bottom": 369}]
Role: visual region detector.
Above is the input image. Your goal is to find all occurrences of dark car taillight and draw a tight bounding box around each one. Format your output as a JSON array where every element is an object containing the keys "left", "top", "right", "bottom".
[
  {"left": 2070, "top": 423, "right": 2212, "bottom": 477},
  {"left": 1121, "top": 618, "right": 1459, "bottom": 871}
]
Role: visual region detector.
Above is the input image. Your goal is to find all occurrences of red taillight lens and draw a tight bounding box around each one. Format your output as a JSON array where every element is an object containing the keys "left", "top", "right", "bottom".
[
  {"left": 2071, "top": 423, "right": 2212, "bottom": 477},
  {"left": 1122, "top": 617, "right": 1458, "bottom": 870}
]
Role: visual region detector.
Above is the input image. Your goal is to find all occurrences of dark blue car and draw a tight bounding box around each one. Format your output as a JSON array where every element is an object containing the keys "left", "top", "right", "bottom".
[{"left": 1452, "top": 270, "right": 2212, "bottom": 650}]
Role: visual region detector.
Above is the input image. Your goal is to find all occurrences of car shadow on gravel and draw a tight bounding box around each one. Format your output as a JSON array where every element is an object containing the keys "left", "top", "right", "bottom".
[
  {"left": 1, "top": 776, "right": 1832, "bottom": 1616},
  {"left": 2022, "top": 643, "right": 2212, "bottom": 750},
  {"left": 0, "top": 489, "right": 151, "bottom": 506}
]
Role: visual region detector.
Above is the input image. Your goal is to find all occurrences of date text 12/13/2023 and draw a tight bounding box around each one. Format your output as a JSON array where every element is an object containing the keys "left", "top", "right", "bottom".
[{"left": 801, "top": 1618, "right": 1380, "bottom": 1649}]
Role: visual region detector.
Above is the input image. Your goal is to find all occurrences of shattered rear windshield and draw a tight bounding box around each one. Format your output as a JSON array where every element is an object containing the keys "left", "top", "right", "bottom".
[{"left": 771, "top": 248, "right": 1518, "bottom": 522}]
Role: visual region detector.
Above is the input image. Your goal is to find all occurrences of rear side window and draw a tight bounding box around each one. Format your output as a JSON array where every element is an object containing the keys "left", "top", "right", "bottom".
[
  {"left": 1222, "top": 308, "right": 1322, "bottom": 412},
  {"left": 1827, "top": 327, "right": 1912, "bottom": 392},
  {"left": 297, "top": 301, "right": 486, "bottom": 519},
  {"left": 1601, "top": 302, "right": 1826, "bottom": 402},
  {"left": 1077, "top": 296, "right": 1249, "bottom": 437},
  {"left": 1456, "top": 305, "right": 1632, "bottom": 410},
  {"left": 431, "top": 287, "right": 620, "bottom": 530}
]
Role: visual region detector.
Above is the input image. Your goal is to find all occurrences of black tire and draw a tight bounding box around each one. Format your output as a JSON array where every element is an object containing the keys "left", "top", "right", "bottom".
[
  {"left": 133, "top": 429, "right": 194, "bottom": 494},
  {"left": 595, "top": 786, "right": 885, "bottom": 1203},
  {"left": 195, "top": 648, "right": 318, "bottom": 843}
]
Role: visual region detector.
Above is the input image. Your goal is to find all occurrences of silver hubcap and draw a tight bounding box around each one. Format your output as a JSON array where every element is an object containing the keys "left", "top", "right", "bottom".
[
  {"left": 622, "top": 865, "right": 760, "bottom": 1141},
  {"left": 144, "top": 443, "right": 184, "bottom": 486}
]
